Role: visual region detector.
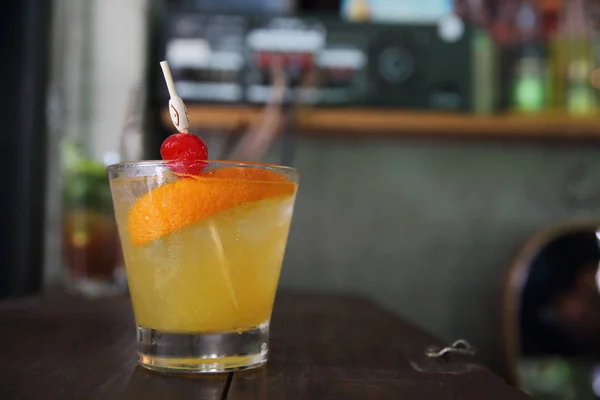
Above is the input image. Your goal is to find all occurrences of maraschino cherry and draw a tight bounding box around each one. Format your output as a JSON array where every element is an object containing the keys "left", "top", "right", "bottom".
[{"left": 160, "top": 132, "right": 208, "bottom": 175}]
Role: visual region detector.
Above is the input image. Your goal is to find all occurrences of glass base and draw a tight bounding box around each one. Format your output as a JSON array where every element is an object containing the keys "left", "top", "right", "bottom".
[{"left": 136, "top": 322, "right": 269, "bottom": 373}]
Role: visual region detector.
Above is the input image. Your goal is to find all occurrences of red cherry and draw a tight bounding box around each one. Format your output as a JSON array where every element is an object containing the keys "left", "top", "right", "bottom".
[{"left": 160, "top": 133, "right": 208, "bottom": 175}]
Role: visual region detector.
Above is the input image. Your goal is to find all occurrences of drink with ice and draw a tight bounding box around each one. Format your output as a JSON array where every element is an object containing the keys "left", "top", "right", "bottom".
[{"left": 109, "top": 162, "right": 297, "bottom": 372}]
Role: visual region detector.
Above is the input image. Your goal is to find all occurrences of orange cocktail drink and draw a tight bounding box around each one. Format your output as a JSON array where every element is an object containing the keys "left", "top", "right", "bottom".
[{"left": 108, "top": 161, "right": 298, "bottom": 373}]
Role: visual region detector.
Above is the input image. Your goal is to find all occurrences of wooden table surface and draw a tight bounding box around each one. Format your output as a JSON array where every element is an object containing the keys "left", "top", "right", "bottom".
[{"left": 0, "top": 292, "right": 531, "bottom": 399}]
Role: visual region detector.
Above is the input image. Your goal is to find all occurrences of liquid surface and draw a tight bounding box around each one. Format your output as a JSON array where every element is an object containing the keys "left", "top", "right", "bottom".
[{"left": 111, "top": 174, "right": 296, "bottom": 333}]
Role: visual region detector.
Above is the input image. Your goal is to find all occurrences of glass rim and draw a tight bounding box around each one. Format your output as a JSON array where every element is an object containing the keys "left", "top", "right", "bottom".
[{"left": 107, "top": 159, "right": 297, "bottom": 173}]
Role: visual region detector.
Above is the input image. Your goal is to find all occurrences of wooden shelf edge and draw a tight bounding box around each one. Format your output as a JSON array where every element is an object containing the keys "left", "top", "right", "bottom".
[{"left": 163, "top": 106, "right": 600, "bottom": 140}]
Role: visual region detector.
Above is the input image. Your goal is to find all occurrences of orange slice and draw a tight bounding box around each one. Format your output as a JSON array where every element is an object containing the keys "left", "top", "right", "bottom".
[{"left": 127, "top": 167, "right": 296, "bottom": 245}]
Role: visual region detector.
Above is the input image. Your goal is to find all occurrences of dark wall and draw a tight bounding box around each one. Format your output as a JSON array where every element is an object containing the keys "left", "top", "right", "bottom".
[{"left": 0, "top": 0, "right": 52, "bottom": 297}]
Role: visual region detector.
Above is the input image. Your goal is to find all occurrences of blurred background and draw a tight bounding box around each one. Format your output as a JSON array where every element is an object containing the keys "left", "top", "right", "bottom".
[{"left": 3, "top": 0, "right": 600, "bottom": 398}]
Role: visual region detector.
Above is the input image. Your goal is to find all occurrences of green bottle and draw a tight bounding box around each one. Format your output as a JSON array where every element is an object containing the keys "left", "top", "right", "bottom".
[
  {"left": 511, "top": 0, "right": 547, "bottom": 113},
  {"left": 553, "top": 0, "right": 596, "bottom": 115}
]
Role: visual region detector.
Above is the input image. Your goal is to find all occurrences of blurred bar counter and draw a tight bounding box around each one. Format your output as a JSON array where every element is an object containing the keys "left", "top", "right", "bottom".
[{"left": 164, "top": 106, "right": 600, "bottom": 141}]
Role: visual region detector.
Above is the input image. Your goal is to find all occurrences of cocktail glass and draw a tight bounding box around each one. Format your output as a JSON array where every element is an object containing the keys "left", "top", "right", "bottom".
[{"left": 107, "top": 160, "right": 298, "bottom": 373}]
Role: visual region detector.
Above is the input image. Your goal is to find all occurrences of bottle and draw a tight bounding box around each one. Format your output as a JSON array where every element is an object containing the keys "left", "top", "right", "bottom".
[
  {"left": 61, "top": 139, "right": 125, "bottom": 298},
  {"left": 551, "top": 0, "right": 596, "bottom": 115},
  {"left": 540, "top": 0, "right": 563, "bottom": 108},
  {"left": 589, "top": 0, "right": 600, "bottom": 104},
  {"left": 535, "top": 0, "right": 561, "bottom": 41},
  {"left": 511, "top": 0, "right": 547, "bottom": 113},
  {"left": 492, "top": 0, "right": 520, "bottom": 47}
]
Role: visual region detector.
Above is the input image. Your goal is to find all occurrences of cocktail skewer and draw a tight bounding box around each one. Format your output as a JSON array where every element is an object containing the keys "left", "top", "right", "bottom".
[
  {"left": 160, "top": 61, "right": 238, "bottom": 309},
  {"left": 160, "top": 60, "right": 189, "bottom": 133}
]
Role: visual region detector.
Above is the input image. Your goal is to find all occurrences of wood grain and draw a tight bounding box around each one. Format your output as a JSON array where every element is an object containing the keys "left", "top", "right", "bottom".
[
  {"left": 0, "top": 292, "right": 531, "bottom": 399},
  {"left": 0, "top": 294, "right": 228, "bottom": 400},
  {"left": 227, "top": 293, "right": 532, "bottom": 399},
  {"left": 164, "top": 105, "right": 600, "bottom": 140}
]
